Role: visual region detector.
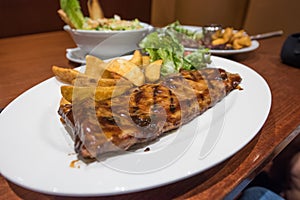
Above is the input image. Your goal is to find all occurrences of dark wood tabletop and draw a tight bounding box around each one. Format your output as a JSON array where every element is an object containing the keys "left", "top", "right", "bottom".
[{"left": 0, "top": 31, "right": 300, "bottom": 200}]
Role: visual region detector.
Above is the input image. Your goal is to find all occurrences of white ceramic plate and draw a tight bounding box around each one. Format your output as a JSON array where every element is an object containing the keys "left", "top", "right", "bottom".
[
  {"left": 64, "top": 22, "right": 153, "bottom": 59},
  {"left": 182, "top": 25, "right": 260, "bottom": 56},
  {"left": 185, "top": 40, "right": 260, "bottom": 56},
  {"left": 66, "top": 47, "right": 87, "bottom": 64},
  {"left": 0, "top": 56, "right": 271, "bottom": 196},
  {"left": 210, "top": 40, "right": 259, "bottom": 55},
  {"left": 66, "top": 47, "right": 136, "bottom": 64}
]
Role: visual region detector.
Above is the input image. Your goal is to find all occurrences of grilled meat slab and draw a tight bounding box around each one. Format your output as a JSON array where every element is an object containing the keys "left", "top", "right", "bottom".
[{"left": 58, "top": 68, "right": 242, "bottom": 160}]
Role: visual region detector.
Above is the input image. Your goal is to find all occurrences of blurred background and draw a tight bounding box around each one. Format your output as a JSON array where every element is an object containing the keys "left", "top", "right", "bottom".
[{"left": 0, "top": 0, "right": 299, "bottom": 38}]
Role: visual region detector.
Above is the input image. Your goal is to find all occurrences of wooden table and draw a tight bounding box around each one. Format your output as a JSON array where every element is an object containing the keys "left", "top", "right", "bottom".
[{"left": 0, "top": 31, "right": 300, "bottom": 199}]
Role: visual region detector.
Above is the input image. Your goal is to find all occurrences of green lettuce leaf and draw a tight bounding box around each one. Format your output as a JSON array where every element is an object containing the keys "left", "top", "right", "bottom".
[
  {"left": 139, "top": 30, "right": 184, "bottom": 76},
  {"left": 183, "top": 48, "right": 211, "bottom": 70},
  {"left": 60, "top": 0, "right": 85, "bottom": 29},
  {"left": 139, "top": 28, "right": 211, "bottom": 76}
]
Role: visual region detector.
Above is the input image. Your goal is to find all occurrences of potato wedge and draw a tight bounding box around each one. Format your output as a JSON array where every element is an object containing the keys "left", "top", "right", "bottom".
[
  {"left": 106, "top": 58, "right": 145, "bottom": 86},
  {"left": 72, "top": 75, "right": 98, "bottom": 86},
  {"left": 222, "top": 27, "right": 233, "bottom": 42},
  {"left": 230, "top": 30, "right": 245, "bottom": 41},
  {"left": 237, "top": 36, "right": 251, "bottom": 46},
  {"left": 233, "top": 36, "right": 251, "bottom": 49},
  {"left": 60, "top": 97, "right": 71, "bottom": 106},
  {"left": 129, "top": 50, "right": 143, "bottom": 67},
  {"left": 142, "top": 56, "right": 150, "bottom": 66},
  {"left": 52, "top": 65, "right": 80, "bottom": 84},
  {"left": 233, "top": 39, "right": 243, "bottom": 50},
  {"left": 72, "top": 76, "right": 133, "bottom": 87},
  {"left": 212, "top": 38, "right": 226, "bottom": 45},
  {"left": 61, "top": 85, "right": 132, "bottom": 102},
  {"left": 94, "top": 85, "right": 131, "bottom": 101},
  {"left": 144, "top": 59, "right": 162, "bottom": 83},
  {"left": 85, "top": 55, "right": 112, "bottom": 78},
  {"left": 99, "top": 78, "right": 133, "bottom": 87},
  {"left": 211, "top": 29, "right": 222, "bottom": 40},
  {"left": 211, "top": 27, "right": 251, "bottom": 50}
]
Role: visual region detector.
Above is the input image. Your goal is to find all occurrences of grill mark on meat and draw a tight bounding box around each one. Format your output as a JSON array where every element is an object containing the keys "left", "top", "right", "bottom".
[{"left": 58, "top": 68, "right": 242, "bottom": 159}]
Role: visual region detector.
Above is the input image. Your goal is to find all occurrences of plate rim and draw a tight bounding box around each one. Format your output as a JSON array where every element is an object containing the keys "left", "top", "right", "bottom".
[
  {"left": 66, "top": 47, "right": 87, "bottom": 64},
  {"left": 0, "top": 55, "right": 271, "bottom": 196},
  {"left": 181, "top": 25, "right": 260, "bottom": 55}
]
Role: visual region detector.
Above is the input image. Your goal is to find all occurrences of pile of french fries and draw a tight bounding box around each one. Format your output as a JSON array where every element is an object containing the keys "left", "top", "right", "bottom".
[
  {"left": 211, "top": 27, "right": 252, "bottom": 50},
  {"left": 52, "top": 50, "right": 162, "bottom": 104}
]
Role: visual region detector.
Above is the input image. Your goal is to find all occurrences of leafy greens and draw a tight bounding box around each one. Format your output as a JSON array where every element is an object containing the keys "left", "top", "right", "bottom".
[
  {"left": 60, "top": 0, "right": 85, "bottom": 29},
  {"left": 167, "top": 21, "right": 203, "bottom": 40},
  {"left": 139, "top": 28, "right": 211, "bottom": 76}
]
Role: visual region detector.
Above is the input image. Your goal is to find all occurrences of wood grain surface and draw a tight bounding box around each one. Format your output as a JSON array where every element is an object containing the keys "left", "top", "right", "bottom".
[{"left": 0, "top": 32, "right": 299, "bottom": 199}]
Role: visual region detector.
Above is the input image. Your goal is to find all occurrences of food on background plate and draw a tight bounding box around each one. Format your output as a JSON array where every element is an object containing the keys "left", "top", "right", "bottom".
[
  {"left": 58, "top": 0, "right": 143, "bottom": 30},
  {"left": 139, "top": 28, "right": 211, "bottom": 76},
  {"left": 210, "top": 27, "right": 252, "bottom": 50},
  {"left": 166, "top": 21, "right": 252, "bottom": 50},
  {"left": 166, "top": 21, "right": 204, "bottom": 49},
  {"left": 53, "top": 51, "right": 242, "bottom": 161}
]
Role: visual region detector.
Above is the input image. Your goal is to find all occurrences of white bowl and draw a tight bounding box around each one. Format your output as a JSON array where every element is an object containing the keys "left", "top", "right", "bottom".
[{"left": 64, "top": 22, "right": 153, "bottom": 59}]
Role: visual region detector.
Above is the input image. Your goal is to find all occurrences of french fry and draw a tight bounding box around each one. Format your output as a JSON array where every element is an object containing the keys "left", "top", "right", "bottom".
[
  {"left": 233, "top": 36, "right": 251, "bottom": 49},
  {"left": 106, "top": 58, "right": 145, "bottom": 86},
  {"left": 222, "top": 27, "right": 233, "bottom": 42},
  {"left": 239, "top": 36, "right": 251, "bottom": 46},
  {"left": 144, "top": 59, "right": 162, "bottom": 83},
  {"left": 230, "top": 30, "right": 245, "bottom": 42},
  {"left": 212, "top": 38, "right": 226, "bottom": 45},
  {"left": 211, "top": 27, "right": 252, "bottom": 50},
  {"left": 129, "top": 50, "right": 143, "bottom": 66},
  {"left": 87, "top": 0, "right": 104, "bottom": 20},
  {"left": 61, "top": 85, "right": 132, "bottom": 102},
  {"left": 233, "top": 39, "right": 243, "bottom": 50},
  {"left": 211, "top": 29, "right": 222, "bottom": 40},
  {"left": 52, "top": 65, "right": 80, "bottom": 84}
]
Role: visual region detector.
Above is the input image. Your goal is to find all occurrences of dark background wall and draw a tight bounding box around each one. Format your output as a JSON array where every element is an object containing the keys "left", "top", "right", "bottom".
[{"left": 0, "top": 0, "right": 152, "bottom": 38}]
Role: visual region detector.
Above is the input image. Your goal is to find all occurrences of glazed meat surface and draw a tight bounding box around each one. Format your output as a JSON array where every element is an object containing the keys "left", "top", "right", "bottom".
[{"left": 58, "top": 68, "right": 242, "bottom": 160}]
